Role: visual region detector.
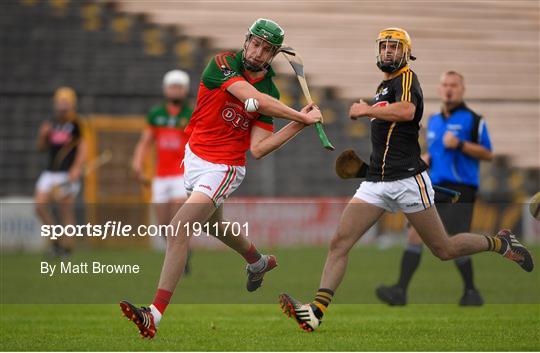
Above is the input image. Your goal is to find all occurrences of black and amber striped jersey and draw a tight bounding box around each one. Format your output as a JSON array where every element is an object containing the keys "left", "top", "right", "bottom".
[
  {"left": 366, "top": 66, "right": 427, "bottom": 182},
  {"left": 46, "top": 118, "right": 82, "bottom": 172}
]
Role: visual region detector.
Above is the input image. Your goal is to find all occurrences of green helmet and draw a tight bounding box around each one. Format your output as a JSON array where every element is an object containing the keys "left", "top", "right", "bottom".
[
  {"left": 243, "top": 19, "right": 284, "bottom": 72},
  {"left": 248, "top": 18, "right": 285, "bottom": 47}
]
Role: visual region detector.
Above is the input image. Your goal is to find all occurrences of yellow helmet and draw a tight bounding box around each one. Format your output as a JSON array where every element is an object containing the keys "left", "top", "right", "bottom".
[
  {"left": 376, "top": 27, "right": 415, "bottom": 73},
  {"left": 54, "top": 86, "right": 77, "bottom": 108}
]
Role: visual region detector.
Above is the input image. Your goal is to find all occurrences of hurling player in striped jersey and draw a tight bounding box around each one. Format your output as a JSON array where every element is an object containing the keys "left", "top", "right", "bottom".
[{"left": 279, "top": 28, "right": 533, "bottom": 333}]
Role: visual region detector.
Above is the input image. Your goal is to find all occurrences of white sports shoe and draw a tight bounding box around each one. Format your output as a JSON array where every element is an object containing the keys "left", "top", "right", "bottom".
[{"left": 279, "top": 293, "right": 321, "bottom": 332}]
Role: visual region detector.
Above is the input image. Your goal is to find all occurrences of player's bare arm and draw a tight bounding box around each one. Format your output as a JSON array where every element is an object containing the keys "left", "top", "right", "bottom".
[
  {"left": 421, "top": 152, "right": 430, "bottom": 165},
  {"left": 443, "top": 131, "right": 493, "bottom": 160},
  {"left": 37, "top": 121, "right": 51, "bottom": 151},
  {"left": 131, "top": 128, "right": 153, "bottom": 179},
  {"left": 227, "top": 81, "right": 321, "bottom": 125},
  {"left": 349, "top": 100, "right": 415, "bottom": 122},
  {"left": 250, "top": 104, "right": 315, "bottom": 159}
]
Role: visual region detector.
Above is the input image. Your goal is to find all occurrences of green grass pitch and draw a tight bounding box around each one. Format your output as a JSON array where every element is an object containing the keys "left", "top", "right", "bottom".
[{"left": 1, "top": 246, "right": 539, "bottom": 351}]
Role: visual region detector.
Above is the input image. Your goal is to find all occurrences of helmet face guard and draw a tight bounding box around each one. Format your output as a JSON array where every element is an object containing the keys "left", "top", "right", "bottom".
[
  {"left": 242, "top": 18, "right": 284, "bottom": 72},
  {"left": 242, "top": 34, "right": 280, "bottom": 72},
  {"left": 376, "top": 38, "right": 409, "bottom": 73}
]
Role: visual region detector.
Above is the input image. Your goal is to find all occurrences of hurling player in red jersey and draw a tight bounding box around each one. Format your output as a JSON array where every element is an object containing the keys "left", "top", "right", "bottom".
[
  {"left": 132, "top": 70, "right": 194, "bottom": 272},
  {"left": 120, "top": 18, "right": 322, "bottom": 338}
]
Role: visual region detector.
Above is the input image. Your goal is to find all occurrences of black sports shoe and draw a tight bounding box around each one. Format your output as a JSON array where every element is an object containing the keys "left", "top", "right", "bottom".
[
  {"left": 459, "top": 288, "right": 484, "bottom": 306},
  {"left": 496, "top": 229, "right": 534, "bottom": 272},
  {"left": 246, "top": 254, "right": 277, "bottom": 292},
  {"left": 119, "top": 300, "right": 157, "bottom": 339},
  {"left": 375, "top": 284, "right": 407, "bottom": 306}
]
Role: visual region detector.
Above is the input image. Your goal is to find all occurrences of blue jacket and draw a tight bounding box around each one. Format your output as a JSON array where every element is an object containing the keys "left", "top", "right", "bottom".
[{"left": 427, "top": 103, "right": 492, "bottom": 188}]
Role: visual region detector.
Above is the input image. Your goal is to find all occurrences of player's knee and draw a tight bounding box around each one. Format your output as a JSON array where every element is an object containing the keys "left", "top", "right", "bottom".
[
  {"left": 329, "top": 231, "right": 353, "bottom": 256},
  {"left": 431, "top": 245, "right": 456, "bottom": 261},
  {"left": 58, "top": 198, "right": 74, "bottom": 209},
  {"left": 34, "top": 202, "right": 48, "bottom": 216},
  {"left": 166, "top": 234, "right": 189, "bottom": 248},
  {"left": 164, "top": 226, "right": 189, "bottom": 244}
]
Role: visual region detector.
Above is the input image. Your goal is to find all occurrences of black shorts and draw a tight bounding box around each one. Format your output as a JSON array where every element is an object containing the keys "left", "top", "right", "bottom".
[{"left": 434, "top": 182, "right": 477, "bottom": 235}]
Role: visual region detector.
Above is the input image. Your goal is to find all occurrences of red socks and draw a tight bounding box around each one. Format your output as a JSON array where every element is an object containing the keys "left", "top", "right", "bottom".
[
  {"left": 151, "top": 244, "right": 261, "bottom": 315},
  {"left": 243, "top": 243, "right": 262, "bottom": 264},
  {"left": 152, "top": 288, "right": 173, "bottom": 314}
]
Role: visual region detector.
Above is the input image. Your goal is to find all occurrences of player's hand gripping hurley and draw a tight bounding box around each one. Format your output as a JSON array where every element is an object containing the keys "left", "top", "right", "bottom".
[
  {"left": 280, "top": 45, "right": 335, "bottom": 151},
  {"left": 51, "top": 150, "right": 112, "bottom": 199}
]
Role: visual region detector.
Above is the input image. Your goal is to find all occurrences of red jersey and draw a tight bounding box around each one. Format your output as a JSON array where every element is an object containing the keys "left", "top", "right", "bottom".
[
  {"left": 147, "top": 103, "right": 193, "bottom": 176},
  {"left": 185, "top": 51, "right": 279, "bottom": 166}
]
